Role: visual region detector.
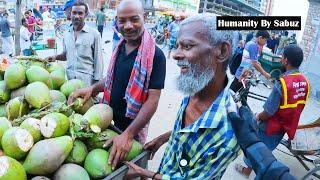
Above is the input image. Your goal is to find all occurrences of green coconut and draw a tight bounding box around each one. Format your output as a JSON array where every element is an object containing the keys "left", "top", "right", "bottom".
[
  {"left": 83, "top": 104, "right": 113, "bottom": 133},
  {"left": 66, "top": 140, "right": 88, "bottom": 165},
  {"left": 20, "top": 118, "right": 42, "bottom": 143},
  {"left": 0, "top": 105, "right": 6, "bottom": 117},
  {"left": 125, "top": 140, "right": 143, "bottom": 161},
  {"left": 46, "top": 62, "right": 64, "bottom": 73},
  {"left": 54, "top": 163, "right": 90, "bottom": 180},
  {"left": 6, "top": 97, "right": 29, "bottom": 121},
  {"left": 50, "top": 70, "right": 66, "bottom": 90},
  {"left": 72, "top": 98, "right": 94, "bottom": 115},
  {"left": 84, "top": 149, "right": 112, "bottom": 178},
  {"left": 0, "top": 81, "right": 10, "bottom": 104},
  {"left": 60, "top": 79, "right": 85, "bottom": 97},
  {"left": 30, "top": 61, "right": 46, "bottom": 68},
  {"left": 1, "top": 127, "right": 34, "bottom": 160},
  {"left": 26, "top": 66, "right": 51, "bottom": 86},
  {"left": 50, "top": 90, "right": 67, "bottom": 103},
  {"left": 4, "top": 63, "right": 26, "bottom": 90},
  {"left": 40, "top": 112, "right": 69, "bottom": 138},
  {"left": 23, "top": 136, "right": 73, "bottom": 175},
  {"left": 87, "top": 129, "right": 119, "bottom": 149},
  {"left": 0, "top": 156, "right": 27, "bottom": 180},
  {"left": 0, "top": 117, "right": 12, "bottom": 149},
  {"left": 10, "top": 86, "right": 26, "bottom": 99},
  {"left": 25, "top": 82, "right": 52, "bottom": 109}
]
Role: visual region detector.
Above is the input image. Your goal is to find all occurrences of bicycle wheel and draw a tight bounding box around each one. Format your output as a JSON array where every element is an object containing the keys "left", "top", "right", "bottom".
[{"left": 270, "top": 69, "right": 282, "bottom": 80}]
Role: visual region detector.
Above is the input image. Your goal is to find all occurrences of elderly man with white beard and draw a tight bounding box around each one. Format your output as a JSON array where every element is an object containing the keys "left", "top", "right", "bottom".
[{"left": 124, "top": 14, "right": 240, "bottom": 180}]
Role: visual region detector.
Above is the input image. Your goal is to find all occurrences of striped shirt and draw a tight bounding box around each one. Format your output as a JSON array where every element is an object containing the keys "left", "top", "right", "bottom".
[{"left": 159, "top": 88, "right": 240, "bottom": 179}]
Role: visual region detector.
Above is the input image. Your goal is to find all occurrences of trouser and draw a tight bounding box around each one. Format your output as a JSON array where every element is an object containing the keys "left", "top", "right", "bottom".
[
  {"left": 97, "top": 25, "right": 104, "bottom": 37},
  {"left": 1, "top": 36, "right": 14, "bottom": 56}
]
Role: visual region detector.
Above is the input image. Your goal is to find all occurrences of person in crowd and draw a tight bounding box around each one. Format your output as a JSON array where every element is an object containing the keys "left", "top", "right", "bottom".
[
  {"left": 63, "top": 0, "right": 76, "bottom": 21},
  {"left": 68, "top": 0, "right": 166, "bottom": 170},
  {"left": 276, "top": 31, "right": 290, "bottom": 55},
  {"left": 25, "top": 11, "right": 37, "bottom": 41},
  {"left": 167, "top": 14, "right": 181, "bottom": 58},
  {"left": 230, "top": 30, "right": 271, "bottom": 98},
  {"left": 0, "top": 12, "right": 14, "bottom": 57},
  {"left": 123, "top": 14, "right": 239, "bottom": 179},
  {"left": 96, "top": 7, "right": 106, "bottom": 37},
  {"left": 47, "top": 2, "right": 103, "bottom": 86},
  {"left": 112, "top": 16, "right": 121, "bottom": 50},
  {"left": 235, "top": 45, "right": 309, "bottom": 178},
  {"left": 267, "top": 32, "right": 279, "bottom": 53},
  {"left": 289, "top": 33, "right": 297, "bottom": 45},
  {"left": 20, "top": 18, "right": 32, "bottom": 56}
]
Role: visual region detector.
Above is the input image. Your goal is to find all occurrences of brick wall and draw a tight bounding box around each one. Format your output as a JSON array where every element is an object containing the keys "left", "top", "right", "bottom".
[{"left": 299, "top": 0, "right": 320, "bottom": 61}]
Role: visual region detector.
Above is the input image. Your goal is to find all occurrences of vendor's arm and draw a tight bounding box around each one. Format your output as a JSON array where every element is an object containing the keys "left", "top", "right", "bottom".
[
  {"left": 107, "top": 89, "right": 162, "bottom": 169},
  {"left": 257, "top": 81, "right": 282, "bottom": 121},
  {"left": 47, "top": 39, "right": 67, "bottom": 61},
  {"left": 67, "top": 78, "right": 105, "bottom": 104}
]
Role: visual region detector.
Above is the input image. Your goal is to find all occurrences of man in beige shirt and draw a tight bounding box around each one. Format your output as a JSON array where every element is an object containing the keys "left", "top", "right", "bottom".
[{"left": 48, "top": 2, "right": 103, "bottom": 86}]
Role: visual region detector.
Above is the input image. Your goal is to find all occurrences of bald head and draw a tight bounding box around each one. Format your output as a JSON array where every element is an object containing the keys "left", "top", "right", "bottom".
[
  {"left": 117, "top": 0, "right": 144, "bottom": 16},
  {"left": 116, "top": 0, "right": 145, "bottom": 44}
]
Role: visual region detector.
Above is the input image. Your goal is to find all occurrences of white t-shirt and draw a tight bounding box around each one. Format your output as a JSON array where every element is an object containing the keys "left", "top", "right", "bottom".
[
  {"left": 42, "top": 11, "right": 51, "bottom": 19},
  {"left": 20, "top": 26, "right": 31, "bottom": 50}
]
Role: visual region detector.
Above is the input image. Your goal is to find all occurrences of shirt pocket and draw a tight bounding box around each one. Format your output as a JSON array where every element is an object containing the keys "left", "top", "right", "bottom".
[{"left": 76, "top": 40, "right": 92, "bottom": 58}]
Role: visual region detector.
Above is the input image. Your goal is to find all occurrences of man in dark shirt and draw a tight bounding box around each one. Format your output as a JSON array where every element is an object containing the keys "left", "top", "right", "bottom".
[
  {"left": 267, "top": 32, "right": 279, "bottom": 53},
  {"left": 68, "top": 0, "right": 166, "bottom": 170}
]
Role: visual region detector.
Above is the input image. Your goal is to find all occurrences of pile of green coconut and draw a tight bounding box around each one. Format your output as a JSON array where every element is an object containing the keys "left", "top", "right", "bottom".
[{"left": 0, "top": 56, "right": 143, "bottom": 180}]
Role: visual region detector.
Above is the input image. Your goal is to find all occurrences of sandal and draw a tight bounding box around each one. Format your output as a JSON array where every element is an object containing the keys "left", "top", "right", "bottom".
[{"left": 235, "top": 163, "right": 251, "bottom": 178}]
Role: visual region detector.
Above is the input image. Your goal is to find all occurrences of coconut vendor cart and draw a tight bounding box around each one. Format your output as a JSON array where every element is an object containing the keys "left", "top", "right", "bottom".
[
  {"left": 0, "top": 55, "right": 150, "bottom": 180},
  {"left": 258, "top": 51, "right": 282, "bottom": 80}
]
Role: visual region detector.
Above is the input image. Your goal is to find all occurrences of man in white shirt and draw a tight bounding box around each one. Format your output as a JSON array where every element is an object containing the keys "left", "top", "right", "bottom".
[
  {"left": 42, "top": 7, "right": 51, "bottom": 20},
  {"left": 20, "top": 18, "right": 32, "bottom": 56}
]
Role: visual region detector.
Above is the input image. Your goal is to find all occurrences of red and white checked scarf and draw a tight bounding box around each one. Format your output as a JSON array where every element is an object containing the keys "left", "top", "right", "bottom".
[{"left": 102, "top": 28, "right": 155, "bottom": 144}]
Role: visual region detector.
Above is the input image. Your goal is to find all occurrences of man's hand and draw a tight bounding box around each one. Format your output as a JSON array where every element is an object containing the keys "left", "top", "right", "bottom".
[
  {"left": 144, "top": 135, "right": 167, "bottom": 160},
  {"left": 263, "top": 72, "right": 271, "bottom": 79},
  {"left": 239, "top": 69, "right": 253, "bottom": 82},
  {"left": 67, "top": 86, "right": 94, "bottom": 105},
  {"left": 124, "top": 161, "right": 145, "bottom": 179},
  {"left": 104, "top": 132, "right": 134, "bottom": 170}
]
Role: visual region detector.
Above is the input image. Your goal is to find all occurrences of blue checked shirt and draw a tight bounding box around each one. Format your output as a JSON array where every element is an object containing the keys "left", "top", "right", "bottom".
[{"left": 158, "top": 88, "right": 240, "bottom": 179}]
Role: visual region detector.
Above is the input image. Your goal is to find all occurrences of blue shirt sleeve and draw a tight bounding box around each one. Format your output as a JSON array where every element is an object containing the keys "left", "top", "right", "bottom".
[
  {"left": 247, "top": 43, "right": 259, "bottom": 61},
  {"left": 263, "top": 81, "right": 282, "bottom": 116}
]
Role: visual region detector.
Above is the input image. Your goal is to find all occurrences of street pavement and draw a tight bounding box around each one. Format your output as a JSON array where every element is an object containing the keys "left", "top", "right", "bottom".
[{"left": 11, "top": 23, "right": 320, "bottom": 179}]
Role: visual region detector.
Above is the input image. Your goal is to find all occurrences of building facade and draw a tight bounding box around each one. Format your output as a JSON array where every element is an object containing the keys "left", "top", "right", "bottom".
[{"left": 197, "top": 0, "right": 266, "bottom": 16}]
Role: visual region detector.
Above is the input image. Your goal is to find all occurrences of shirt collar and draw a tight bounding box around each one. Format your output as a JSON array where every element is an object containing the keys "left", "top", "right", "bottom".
[
  {"left": 69, "top": 23, "right": 90, "bottom": 33},
  {"left": 177, "top": 87, "right": 232, "bottom": 133},
  {"left": 283, "top": 68, "right": 299, "bottom": 76}
]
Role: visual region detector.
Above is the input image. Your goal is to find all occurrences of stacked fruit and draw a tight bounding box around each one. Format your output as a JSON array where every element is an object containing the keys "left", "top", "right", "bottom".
[{"left": 0, "top": 56, "right": 143, "bottom": 180}]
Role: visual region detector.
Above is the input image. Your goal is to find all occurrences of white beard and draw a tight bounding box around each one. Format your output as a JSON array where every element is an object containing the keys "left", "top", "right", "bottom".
[{"left": 176, "top": 59, "right": 215, "bottom": 96}]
